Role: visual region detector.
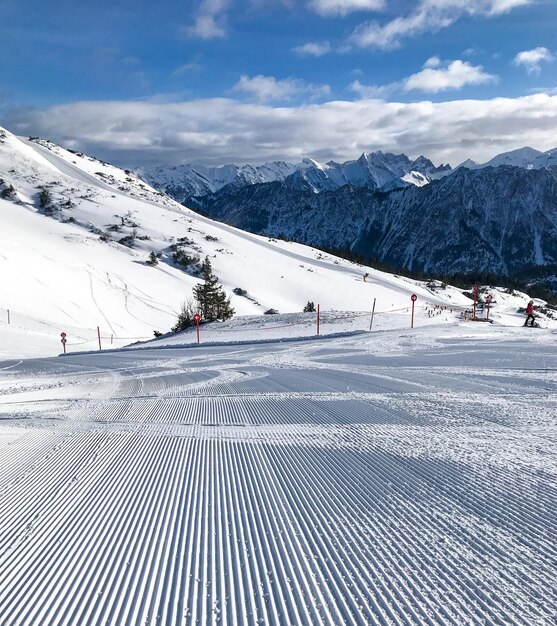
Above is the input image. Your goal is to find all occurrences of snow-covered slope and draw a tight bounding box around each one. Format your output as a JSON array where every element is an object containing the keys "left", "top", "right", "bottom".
[
  {"left": 1, "top": 316, "right": 556, "bottom": 626},
  {"left": 531, "top": 147, "right": 557, "bottom": 169},
  {"left": 0, "top": 127, "right": 478, "bottom": 358}
]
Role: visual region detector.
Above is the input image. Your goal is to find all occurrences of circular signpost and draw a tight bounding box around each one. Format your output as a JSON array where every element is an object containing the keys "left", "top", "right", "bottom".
[
  {"left": 193, "top": 313, "right": 201, "bottom": 344},
  {"left": 60, "top": 332, "right": 67, "bottom": 354},
  {"left": 410, "top": 294, "right": 417, "bottom": 328}
]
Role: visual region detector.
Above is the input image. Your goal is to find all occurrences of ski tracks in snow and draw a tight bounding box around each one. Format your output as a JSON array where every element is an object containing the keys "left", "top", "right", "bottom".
[{"left": 0, "top": 335, "right": 556, "bottom": 625}]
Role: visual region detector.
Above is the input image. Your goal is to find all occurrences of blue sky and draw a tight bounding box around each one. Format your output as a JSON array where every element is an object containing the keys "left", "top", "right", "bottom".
[{"left": 1, "top": 0, "right": 556, "bottom": 166}]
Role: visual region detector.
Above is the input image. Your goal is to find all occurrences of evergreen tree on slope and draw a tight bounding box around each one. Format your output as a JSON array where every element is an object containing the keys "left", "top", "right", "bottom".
[{"left": 193, "top": 256, "right": 234, "bottom": 322}]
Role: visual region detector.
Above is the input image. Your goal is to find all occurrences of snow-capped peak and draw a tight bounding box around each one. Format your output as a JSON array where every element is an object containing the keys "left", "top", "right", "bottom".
[{"left": 482, "top": 147, "right": 543, "bottom": 169}]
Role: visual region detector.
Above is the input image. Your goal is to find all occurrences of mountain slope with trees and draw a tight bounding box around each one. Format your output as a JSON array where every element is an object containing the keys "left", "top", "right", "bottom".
[{"left": 190, "top": 165, "right": 557, "bottom": 294}]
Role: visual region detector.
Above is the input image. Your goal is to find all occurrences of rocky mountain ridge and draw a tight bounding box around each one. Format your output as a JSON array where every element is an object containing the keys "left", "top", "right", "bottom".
[
  {"left": 189, "top": 165, "right": 557, "bottom": 294},
  {"left": 139, "top": 151, "right": 452, "bottom": 200}
]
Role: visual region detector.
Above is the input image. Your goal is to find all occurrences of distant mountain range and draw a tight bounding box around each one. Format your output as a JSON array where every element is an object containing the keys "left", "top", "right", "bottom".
[
  {"left": 139, "top": 146, "right": 557, "bottom": 294},
  {"left": 138, "top": 152, "right": 452, "bottom": 200},
  {"left": 139, "top": 145, "right": 557, "bottom": 200}
]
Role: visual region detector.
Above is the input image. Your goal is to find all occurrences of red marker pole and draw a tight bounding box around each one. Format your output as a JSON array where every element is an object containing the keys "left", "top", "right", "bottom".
[
  {"left": 193, "top": 313, "right": 201, "bottom": 343},
  {"left": 486, "top": 294, "right": 492, "bottom": 321},
  {"left": 473, "top": 283, "right": 477, "bottom": 321},
  {"left": 317, "top": 304, "right": 320, "bottom": 336},
  {"left": 97, "top": 326, "right": 102, "bottom": 351},
  {"left": 60, "top": 332, "right": 67, "bottom": 354},
  {"left": 411, "top": 294, "right": 417, "bottom": 329}
]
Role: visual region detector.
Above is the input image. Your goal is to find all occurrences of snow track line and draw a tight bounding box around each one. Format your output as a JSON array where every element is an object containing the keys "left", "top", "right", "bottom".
[{"left": 1, "top": 336, "right": 556, "bottom": 625}]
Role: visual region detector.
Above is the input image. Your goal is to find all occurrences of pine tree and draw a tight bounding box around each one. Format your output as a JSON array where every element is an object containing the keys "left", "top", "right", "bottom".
[
  {"left": 193, "top": 257, "right": 234, "bottom": 322},
  {"left": 39, "top": 188, "right": 51, "bottom": 208}
]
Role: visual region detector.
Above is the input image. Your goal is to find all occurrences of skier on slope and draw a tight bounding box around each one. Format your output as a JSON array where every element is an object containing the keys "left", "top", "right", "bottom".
[{"left": 524, "top": 301, "right": 535, "bottom": 327}]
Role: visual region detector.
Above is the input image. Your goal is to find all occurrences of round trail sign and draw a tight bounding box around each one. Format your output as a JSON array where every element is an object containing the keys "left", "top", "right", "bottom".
[
  {"left": 60, "top": 332, "right": 67, "bottom": 338},
  {"left": 411, "top": 294, "right": 417, "bottom": 302},
  {"left": 486, "top": 294, "right": 493, "bottom": 303},
  {"left": 193, "top": 313, "right": 201, "bottom": 323}
]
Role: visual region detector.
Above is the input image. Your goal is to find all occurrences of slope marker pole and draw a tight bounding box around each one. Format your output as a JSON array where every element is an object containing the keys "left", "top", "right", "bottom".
[
  {"left": 369, "top": 298, "right": 376, "bottom": 330},
  {"left": 317, "top": 304, "right": 320, "bottom": 336},
  {"left": 97, "top": 326, "right": 102, "bottom": 351},
  {"left": 194, "top": 313, "right": 201, "bottom": 343}
]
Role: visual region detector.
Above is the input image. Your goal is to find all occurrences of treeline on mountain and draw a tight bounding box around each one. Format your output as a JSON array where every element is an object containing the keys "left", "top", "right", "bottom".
[{"left": 319, "top": 244, "right": 557, "bottom": 305}]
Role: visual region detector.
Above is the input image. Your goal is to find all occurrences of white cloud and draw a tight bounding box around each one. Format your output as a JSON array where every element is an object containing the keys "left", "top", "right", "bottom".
[
  {"left": 423, "top": 56, "right": 442, "bottom": 68},
  {"left": 184, "top": 0, "right": 230, "bottom": 40},
  {"left": 351, "top": 58, "right": 496, "bottom": 96},
  {"left": 403, "top": 59, "right": 497, "bottom": 92},
  {"left": 173, "top": 62, "right": 203, "bottom": 76},
  {"left": 5, "top": 94, "right": 557, "bottom": 168},
  {"left": 349, "top": 0, "right": 533, "bottom": 49},
  {"left": 308, "top": 0, "right": 385, "bottom": 16},
  {"left": 349, "top": 80, "right": 389, "bottom": 98},
  {"left": 514, "top": 47, "right": 555, "bottom": 75},
  {"left": 293, "top": 42, "right": 332, "bottom": 57},
  {"left": 233, "top": 74, "right": 331, "bottom": 102}
]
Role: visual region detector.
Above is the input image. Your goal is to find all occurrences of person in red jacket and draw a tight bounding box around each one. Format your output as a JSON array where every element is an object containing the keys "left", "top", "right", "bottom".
[{"left": 524, "top": 301, "right": 535, "bottom": 327}]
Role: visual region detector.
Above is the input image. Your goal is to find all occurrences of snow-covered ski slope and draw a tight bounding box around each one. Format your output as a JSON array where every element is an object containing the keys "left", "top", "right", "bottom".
[
  {"left": 5, "top": 125, "right": 545, "bottom": 360},
  {"left": 0, "top": 322, "right": 556, "bottom": 625}
]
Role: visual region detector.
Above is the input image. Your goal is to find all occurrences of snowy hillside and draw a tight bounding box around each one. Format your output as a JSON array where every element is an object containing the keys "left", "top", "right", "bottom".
[{"left": 0, "top": 127, "right": 481, "bottom": 359}]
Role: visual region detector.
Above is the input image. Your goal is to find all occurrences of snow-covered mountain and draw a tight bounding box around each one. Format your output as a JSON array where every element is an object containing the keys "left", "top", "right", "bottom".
[
  {"left": 142, "top": 146, "right": 557, "bottom": 206},
  {"left": 0, "top": 126, "right": 473, "bottom": 358},
  {"left": 136, "top": 161, "right": 298, "bottom": 203},
  {"left": 140, "top": 151, "right": 451, "bottom": 200},
  {"left": 286, "top": 152, "right": 450, "bottom": 192},
  {"left": 192, "top": 165, "right": 557, "bottom": 289},
  {"left": 457, "top": 146, "right": 557, "bottom": 170}
]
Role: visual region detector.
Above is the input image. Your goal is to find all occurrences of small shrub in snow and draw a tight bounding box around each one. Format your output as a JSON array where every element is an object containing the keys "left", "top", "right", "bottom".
[
  {"left": 172, "top": 300, "right": 197, "bottom": 332},
  {"left": 303, "top": 301, "right": 316, "bottom": 313},
  {"left": 146, "top": 251, "right": 159, "bottom": 266},
  {"left": 0, "top": 183, "right": 16, "bottom": 199},
  {"left": 233, "top": 287, "right": 248, "bottom": 297},
  {"left": 118, "top": 233, "right": 136, "bottom": 248},
  {"left": 39, "top": 188, "right": 52, "bottom": 209},
  {"left": 172, "top": 248, "right": 200, "bottom": 269},
  {"left": 264, "top": 308, "right": 279, "bottom": 315}
]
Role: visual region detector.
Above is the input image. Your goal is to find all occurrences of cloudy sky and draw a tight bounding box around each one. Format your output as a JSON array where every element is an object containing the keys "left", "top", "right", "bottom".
[{"left": 1, "top": 0, "right": 556, "bottom": 167}]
